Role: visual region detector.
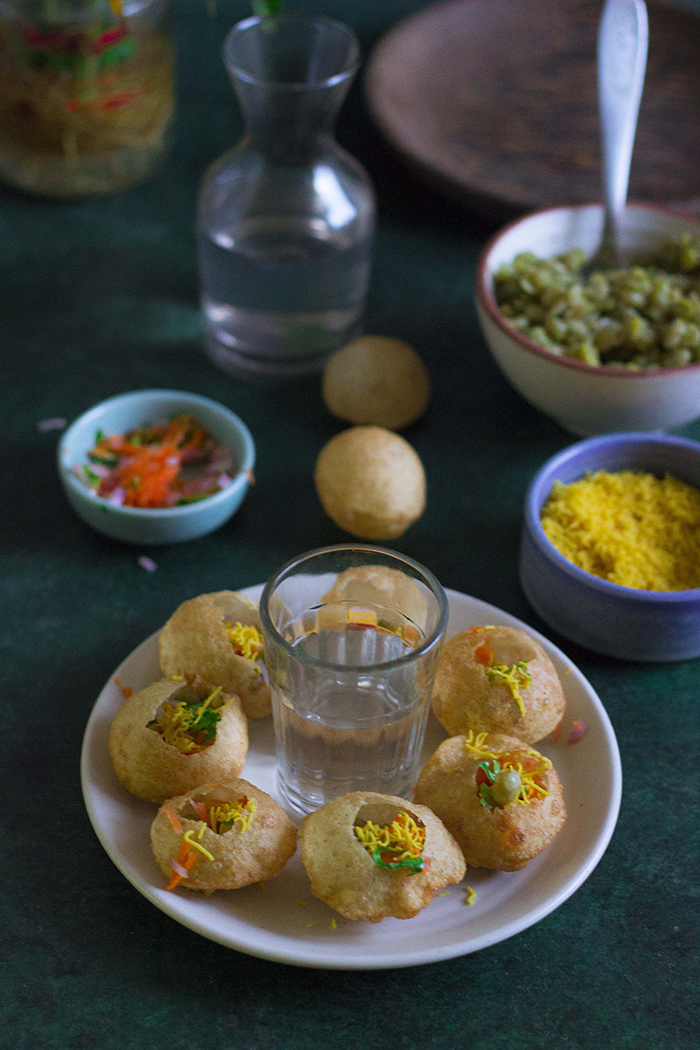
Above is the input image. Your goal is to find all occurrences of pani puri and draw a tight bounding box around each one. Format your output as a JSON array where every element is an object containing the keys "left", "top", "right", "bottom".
[
  {"left": 159, "top": 590, "right": 271, "bottom": 719},
  {"left": 321, "top": 564, "right": 429, "bottom": 633},
  {"left": 108, "top": 677, "right": 248, "bottom": 804},
  {"left": 431, "top": 625, "right": 565, "bottom": 743},
  {"left": 322, "top": 335, "right": 431, "bottom": 431},
  {"left": 151, "top": 778, "right": 298, "bottom": 893},
  {"left": 314, "top": 426, "right": 426, "bottom": 540},
  {"left": 414, "top": 732, "right": 566, "bottom": 871},
  {"left": 300, "top": 791, "right": 465, "bottom": 922}
]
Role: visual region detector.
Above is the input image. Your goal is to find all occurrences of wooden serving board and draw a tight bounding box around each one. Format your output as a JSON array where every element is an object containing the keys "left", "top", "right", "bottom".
[{"left": 364, "top": 0, "right": 700, "bottom": 218}]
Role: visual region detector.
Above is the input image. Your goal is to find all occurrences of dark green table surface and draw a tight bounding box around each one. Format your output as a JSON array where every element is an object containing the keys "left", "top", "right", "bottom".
[{"left": 3, "top": 1, "right": 699, "bottom": 1047}]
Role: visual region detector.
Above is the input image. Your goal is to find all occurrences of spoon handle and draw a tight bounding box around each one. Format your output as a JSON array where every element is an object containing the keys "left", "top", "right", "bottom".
[{"left": 597, "top": 0, "right": 649, "bottom": 264}]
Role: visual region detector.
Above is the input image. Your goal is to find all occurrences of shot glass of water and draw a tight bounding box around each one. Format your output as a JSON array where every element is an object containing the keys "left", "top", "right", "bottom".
[{"left": 260, "top": 544, "right": 449, "bottom": 815}]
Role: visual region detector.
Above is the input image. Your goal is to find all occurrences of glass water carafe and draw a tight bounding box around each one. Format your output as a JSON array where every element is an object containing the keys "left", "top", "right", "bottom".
[{"left": 197, "top": 14, "right": 376, "bottom": 379}]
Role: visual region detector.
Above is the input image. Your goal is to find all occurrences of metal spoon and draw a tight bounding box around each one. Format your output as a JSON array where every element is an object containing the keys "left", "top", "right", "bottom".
[{"left": 586, "top": 0, "right": 648, "bottom": 273}]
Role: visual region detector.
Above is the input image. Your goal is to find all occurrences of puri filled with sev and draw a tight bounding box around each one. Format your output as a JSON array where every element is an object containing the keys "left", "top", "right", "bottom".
[
  {"left": 321, "top": 563, "right": 429, "bottom": 633},
  {"left": 300, "top": 791, "right": 465, "bottom": 922},
  {"left": 108, "top": 676, "right": 248, "bottom": 804},
  {"left": 151, "top": 779, "right": 298, "bottom": 893},
  {"left": 414, "top": 731, "right": 566, "bottom": 871},
  {"left": 430, "top": 625, "right": 565, "bottom": 743},
  {"left": 159, "top": 590, "right": 271, "bottom": 719}
]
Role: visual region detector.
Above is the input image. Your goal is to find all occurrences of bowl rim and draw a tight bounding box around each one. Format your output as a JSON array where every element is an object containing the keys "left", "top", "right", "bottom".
[
  {"left": 524, "top": 432, "right": 700, "bottom": 602},
  {"left": 476, "top": 201, "right": 700, "bottom": 379},
  {"left": 58, "top": 388, "right": 255, "bottom": 519}
]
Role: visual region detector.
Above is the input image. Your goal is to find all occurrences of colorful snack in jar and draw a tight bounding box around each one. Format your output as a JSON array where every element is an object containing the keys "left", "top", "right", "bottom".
[
  {"left": 414, "top": 732, "right": 566, "bottom": 871},
  {"left": 159, "top": 590, "right": 270, "bottom": 719},
  {"left": 108, "top": 676, "right": 247, "bottom": 804}
]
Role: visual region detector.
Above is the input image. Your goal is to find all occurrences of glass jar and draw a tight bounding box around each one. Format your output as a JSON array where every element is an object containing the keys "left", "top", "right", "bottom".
[
  {"left": 0, "top": 0, "right": 174, "bottom": 197},
  {"left": 197, "top": 14, "right": 376, "bottom": 379}
]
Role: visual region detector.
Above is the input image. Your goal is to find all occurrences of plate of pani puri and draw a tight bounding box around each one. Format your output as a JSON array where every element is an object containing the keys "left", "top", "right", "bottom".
[{"left": 81, "top": 584, "right": 621, "bottom": 969}]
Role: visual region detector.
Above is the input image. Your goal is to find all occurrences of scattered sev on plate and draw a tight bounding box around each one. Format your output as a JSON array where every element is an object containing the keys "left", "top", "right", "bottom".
[{"left": 541, "top": 470, "right": 700, "bottom": 591}]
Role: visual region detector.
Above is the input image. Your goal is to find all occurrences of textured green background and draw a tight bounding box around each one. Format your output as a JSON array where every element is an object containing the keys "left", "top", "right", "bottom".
[{"left": 3, "top": 1, "right": 699, "bottom": 1048}]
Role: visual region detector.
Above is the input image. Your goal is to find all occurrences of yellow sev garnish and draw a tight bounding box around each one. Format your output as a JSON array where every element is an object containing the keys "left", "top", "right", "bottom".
[
  {"left": 473, "top": 635, "right": 531, "bottom": 716},
  {"left": 541, "top": 470, "right": 700, "bottom": 590},
  {"left": 183, "top": 827, "right": 215, "bottom": 861},
  {"left": 165, "top": 824, "right": 214, "bottom": 892},
  {"left": 225, "top": 621, "right": 264, "bottom": 661},
  {"left": 484, "top": 661, "right": 532, "bottom": 717},
  {"left": 149, "top": 687, "right": 226, "bottom": 754},
  {"left": 465, "top": 730, "right": 551, "bottom": 806},
  {"left": 354, "top": 811, "right": 426, "bottom": 875},
  {"left": 208, "top": 797, "right": 256, "bottom": 834},
  {"left": 165, "top": 796, "right": 255, "bottom": 892}
]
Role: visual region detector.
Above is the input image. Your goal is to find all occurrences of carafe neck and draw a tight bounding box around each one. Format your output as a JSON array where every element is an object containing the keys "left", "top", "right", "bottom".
[
  {"left": 224, "top": 14, "right": 359, "bottom": 161},
  {"left": 233, "top": 79, "right": 349, "bottom": 159}
]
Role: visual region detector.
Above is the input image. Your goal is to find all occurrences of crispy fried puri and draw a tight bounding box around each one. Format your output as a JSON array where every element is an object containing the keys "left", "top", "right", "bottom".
[
  {"left": 150, "top": 779, "right": 298, "bottom": 892},
  {"left": 108, "top": 677, "right": 248, "bottom": 803},
  {"left": 300, "top": 791, "right": 465, "bottom": 922},
  {"left": 314, "top": 426, "right": 426, "bottom": 540},
  {"left": 321, "top": 335, "right": 431, "bottom": 431},
  {"left": 414, "top": 733, "right": 566, "bottom": 871},
  {"left": 430, "top": 626, "right": 565, "bottom": 743},
  {"left": 159, "top": 590, "right": 271, "bottom": 719},
  {"left": 321, "top": 564, "right": 429, "bottom": 633}
]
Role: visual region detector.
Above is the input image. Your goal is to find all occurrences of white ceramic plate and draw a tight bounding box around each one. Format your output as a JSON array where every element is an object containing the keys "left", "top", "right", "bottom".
[{"left": 81, "top": 586, "right": 621, "bottom": 969}]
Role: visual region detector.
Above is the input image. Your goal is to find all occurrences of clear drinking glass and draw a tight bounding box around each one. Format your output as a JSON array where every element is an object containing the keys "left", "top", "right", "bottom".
[
  {"left": 0, "top": 0, "right": 174, "bottom": 197},
  {"left": 260, "top": 545, "right": 449, "bottom": 815},
  {"left": 197, "top": 14, "right": 376, "bottom": 380}
]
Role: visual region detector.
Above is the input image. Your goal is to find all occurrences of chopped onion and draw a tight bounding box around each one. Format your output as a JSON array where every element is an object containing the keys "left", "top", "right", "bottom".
[
  {"left": 168, "top": 858, "right": 189, "bottom": 879},
  {"left": 88, "top": 462, "right": 111, "bottom": 479},
  {"left": 568, "top": 720, "right": 588, "bottom": 744},
  {"left": 107, "top": 486, "right": 126, "bottom": 505},
  {"left": 257, "top": 659, "right": 269, "bottom": 686}
]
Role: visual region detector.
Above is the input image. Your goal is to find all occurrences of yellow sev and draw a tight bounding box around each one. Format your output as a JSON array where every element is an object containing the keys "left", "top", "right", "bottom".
[
  {"left": 150, "top": 687, "right": 225, "bottom": 754},
  {"left": 207, "top": 798, "right": 256, "bottom": 834},
  {"left": 484, "top": 661, "right": 531, "bottom": 717},
  {"left": 165, "top": 797, "right": 255, "bottom": 891},
  {"left": 474, "top": 634, "right": 531, "bottom": 717},
  {"left": 465, "top": 730, "right": 551, "bottom": 804},
  {"left": 541, "top": 470, "right": 700, "bottom": 590},
  {"left": 225, "top": 621, "right": 264, "bottom": 660},
  {"left": 355, "top": 811, "right": 426, "bottom": 863}
]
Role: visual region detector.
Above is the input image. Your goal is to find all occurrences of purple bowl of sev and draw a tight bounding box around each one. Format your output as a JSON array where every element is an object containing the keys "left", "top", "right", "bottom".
[{"left": 520, "top": 433, "right": 700, "bottom": 661}]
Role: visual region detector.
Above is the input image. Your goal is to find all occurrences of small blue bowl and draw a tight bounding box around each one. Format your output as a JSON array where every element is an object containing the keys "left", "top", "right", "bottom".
[
  {"left": 58, "top": 389, "right": 255, "bottom": 545},
  {"left": 520, "top": 433, "right": 700, "bottom": 661}
]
